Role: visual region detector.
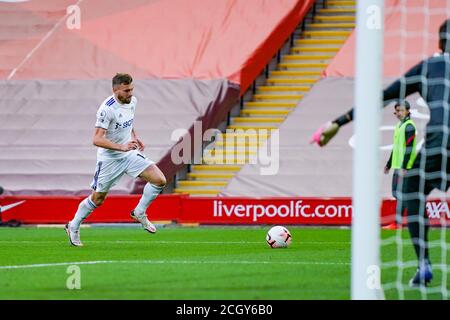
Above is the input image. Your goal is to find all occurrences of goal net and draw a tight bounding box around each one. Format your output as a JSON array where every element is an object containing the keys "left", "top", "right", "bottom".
[{"left": 366, "top": 0, "right": 450, "bottom": 300}]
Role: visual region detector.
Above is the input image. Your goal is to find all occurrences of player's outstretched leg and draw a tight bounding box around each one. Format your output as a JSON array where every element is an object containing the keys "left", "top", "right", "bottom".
[
  {"left": 406, "top": 198, "right": 433, "bottom": 287},
  {"left": 65, "top": 193, "right": 104, "bottom": 246},
  {"left": 131, "top": 208, "right": 157, "bottom": 234},
  {"left": 65, "top": 223, "right": 83, "bottom": 247},
  {"left": 132, "top": 164, "right": 166, "bottom": 234}
]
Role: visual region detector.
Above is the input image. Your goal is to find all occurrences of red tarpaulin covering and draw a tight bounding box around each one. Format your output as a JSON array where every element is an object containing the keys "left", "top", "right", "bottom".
[
  {"left": 324, "top": 0, "right": 450, "bottom": 77},
  {"left": 5, "top": 0, "right": 314, "bottom": 94}
]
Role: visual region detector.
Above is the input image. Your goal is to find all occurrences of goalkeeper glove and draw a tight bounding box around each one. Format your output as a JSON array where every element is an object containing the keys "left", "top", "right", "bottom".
[{"left": 310, "top": 121, "right": 340, "bottom": 147}]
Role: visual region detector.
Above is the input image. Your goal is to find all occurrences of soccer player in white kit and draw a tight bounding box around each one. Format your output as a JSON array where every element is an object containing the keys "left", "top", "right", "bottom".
[{"left": 65, "top": 73, "right": 166, "bottom": 246}]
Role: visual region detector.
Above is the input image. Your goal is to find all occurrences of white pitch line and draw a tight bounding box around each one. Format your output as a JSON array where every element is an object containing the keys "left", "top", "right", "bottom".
[
  {"left": 7, "top": 0, "right": 84, "bottom": 80},
  {"left": 0, "top": 259, "right": 350, "bottom": 270},
  {"left": 0, "top": 240, "right": 351, "bottom": 245}
]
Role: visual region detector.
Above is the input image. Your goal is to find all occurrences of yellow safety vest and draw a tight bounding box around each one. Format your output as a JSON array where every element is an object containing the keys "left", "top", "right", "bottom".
[{"left": 391, "top": 119, "right": 417, "bottom": 169}]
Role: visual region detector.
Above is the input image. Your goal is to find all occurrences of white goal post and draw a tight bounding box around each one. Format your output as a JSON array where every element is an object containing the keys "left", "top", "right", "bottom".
[{"left": 352, "top": 0, "right": 385, "bottom": 300}]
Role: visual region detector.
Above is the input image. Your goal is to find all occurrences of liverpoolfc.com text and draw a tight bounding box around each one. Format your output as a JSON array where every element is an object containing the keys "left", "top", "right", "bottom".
[{"left": 213, "top": 200, "right": 352, "bottom": 222}]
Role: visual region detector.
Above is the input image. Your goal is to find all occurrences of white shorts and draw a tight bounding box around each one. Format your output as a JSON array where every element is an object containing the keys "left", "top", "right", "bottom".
[{"left": 90, "top": 150, "right": 154, "bottom": 193}]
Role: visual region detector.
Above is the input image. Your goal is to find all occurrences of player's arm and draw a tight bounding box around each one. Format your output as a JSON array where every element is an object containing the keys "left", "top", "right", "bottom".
[
  {"left": 131, "top": 128, "right": 145, "bottom": 151},
  {"left": 401, "top": 123, "right": 416, "bottom": 169},
  {"left": 312, "top": 61, "right": 424, "bottom": 147},
  {"left": 382, "top": 62, "right": 423, "bottom": 104},
  {"left": 385, "top": 151, "right": 393, "bottom": 174},
  {"left": 93, "top": 127, "right": 138, "bottom": 152}
]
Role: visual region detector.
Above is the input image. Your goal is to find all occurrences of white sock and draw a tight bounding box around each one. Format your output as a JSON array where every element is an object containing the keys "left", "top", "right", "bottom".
[
  {"left": 133, "top": 183, "right": 163, "bottom": 217},
  {"left": 70, "top": 196, "right": 97, "bottom": 231}
]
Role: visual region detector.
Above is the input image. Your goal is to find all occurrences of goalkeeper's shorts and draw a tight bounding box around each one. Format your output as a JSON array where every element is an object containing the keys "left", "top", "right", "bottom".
[{"left": 401, "top": 148, "right": 450, "bottom": 197}]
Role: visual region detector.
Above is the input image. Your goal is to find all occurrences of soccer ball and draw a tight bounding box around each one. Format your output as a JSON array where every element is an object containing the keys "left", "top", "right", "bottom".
[{"left": 266, "top": 226, "right": 292, "bottom": 248}]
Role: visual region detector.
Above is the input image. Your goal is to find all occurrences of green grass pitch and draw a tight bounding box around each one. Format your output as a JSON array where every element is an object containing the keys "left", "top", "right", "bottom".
[{"left": 0, "top": 226, "right": 448, "bottom": 299}]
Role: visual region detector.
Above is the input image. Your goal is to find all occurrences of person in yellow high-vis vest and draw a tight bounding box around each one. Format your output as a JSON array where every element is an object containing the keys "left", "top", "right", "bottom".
[{"left": 384, "top": 100, "right": 417, "bottom": 226}]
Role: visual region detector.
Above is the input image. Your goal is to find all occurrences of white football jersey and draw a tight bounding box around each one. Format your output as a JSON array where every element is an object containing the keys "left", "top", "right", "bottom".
[{"left": 95, "top": 95, "right": 137, "bottom": 160}]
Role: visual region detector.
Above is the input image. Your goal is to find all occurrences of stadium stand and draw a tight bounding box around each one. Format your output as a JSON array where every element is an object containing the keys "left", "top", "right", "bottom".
[
  {"left": 175, "top": 0, "right": 355, "bottom": 196},
  {"left": 0, "top": 0, "right": 314, "bottom": 195},
  {"left": 221, "top": 0, "right": 448, "bottom": 198}
]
